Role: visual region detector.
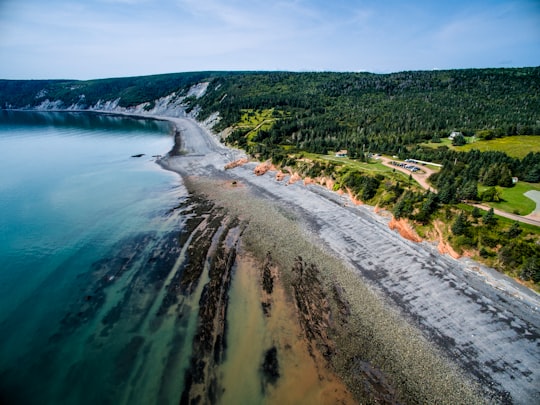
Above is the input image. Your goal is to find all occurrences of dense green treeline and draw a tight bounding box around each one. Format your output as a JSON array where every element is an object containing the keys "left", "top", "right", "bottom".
[
  {"left": 408, "top": 147, "right": 540, "bottom": 201},
  {"left": 0, "top": 71, "right": 239, "bottom": 109},
  {"left": 196, "top": 68, "right": 540, "bottom": 156},
  {"left": 3, "top": 68, "right": 539, "bottom": 146},
  {"left": 2, "top": 68, "right": 539, "bottom": 285}
]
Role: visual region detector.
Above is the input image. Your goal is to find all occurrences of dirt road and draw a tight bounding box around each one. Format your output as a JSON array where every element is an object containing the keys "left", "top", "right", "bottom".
[{"left": 380, "top": 156, "right": 540, "bottom": 227}]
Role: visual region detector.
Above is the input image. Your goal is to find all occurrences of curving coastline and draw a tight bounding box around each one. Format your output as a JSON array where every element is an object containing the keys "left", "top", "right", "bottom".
[
  {"left": 3, "top": 107, "right": 537, "bottom": 403},
  {"left": 12, "top": 107, "right": 537, "bottom": 403},
  {"left": 154, "top": 115, "right": 540, "bottom": 404}
]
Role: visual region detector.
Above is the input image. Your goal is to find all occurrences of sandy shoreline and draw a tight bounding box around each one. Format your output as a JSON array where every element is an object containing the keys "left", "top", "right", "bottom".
[{"left": 152, "top": 115, "right": 540, "bottom": 404}]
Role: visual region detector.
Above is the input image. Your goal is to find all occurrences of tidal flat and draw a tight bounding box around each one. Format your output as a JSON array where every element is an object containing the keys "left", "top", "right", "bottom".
[
  {"left": 179, "top": 175, "right": 485, "bottom": 404},
  {"left": 159, "top": 116, "right": 539, "bottom": 404}
]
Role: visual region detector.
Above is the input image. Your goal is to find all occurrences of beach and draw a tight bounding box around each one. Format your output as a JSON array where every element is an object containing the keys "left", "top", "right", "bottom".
[{"left": 156, "top": 117, "right": 540, "bottom": 404}]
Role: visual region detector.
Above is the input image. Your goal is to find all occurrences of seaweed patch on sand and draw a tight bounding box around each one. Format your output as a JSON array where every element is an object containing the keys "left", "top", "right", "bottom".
[{"left": 182, "top": 176, "right": 485, "bottom": 404}]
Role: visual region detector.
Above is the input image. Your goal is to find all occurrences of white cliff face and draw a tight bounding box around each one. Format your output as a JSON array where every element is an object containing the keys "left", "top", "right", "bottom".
[
  {"left": 136, "top": 93, "right": 188, "bottom": 117},
  {"left": 186, "top": 82, "right": 209, "bottom": 98},
  {"left": 28, "top": 82, "right": 224, "bottom": 137},
  {"left": 91, "top": 98, "right": 121, "bottom": 111},
  {"left": 35, "top": 99, "right": 65, "bottom": 110},
  {"left": 35, "top": 89, "right": 48, "bottom": 99},
  {"left": 201, "top": 111, "right": 221, "bottom": 131},
  {"left": 31, "top": 82, "right": 213, "bottom": 121}
]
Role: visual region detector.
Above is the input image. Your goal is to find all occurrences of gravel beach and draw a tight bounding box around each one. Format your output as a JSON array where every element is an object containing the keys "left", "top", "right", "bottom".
[{"left": 159, "top": 117, "right": 540, "bottom": 404}]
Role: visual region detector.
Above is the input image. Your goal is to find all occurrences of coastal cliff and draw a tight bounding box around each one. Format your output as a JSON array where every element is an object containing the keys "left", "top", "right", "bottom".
[{"left": 3, "top": 87, "right": 538, "bottom": 403}]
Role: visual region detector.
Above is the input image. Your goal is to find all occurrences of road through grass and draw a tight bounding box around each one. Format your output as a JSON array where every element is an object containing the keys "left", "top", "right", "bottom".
[{"left": 480, "top": 182, "right": 540, "bottom": 216}]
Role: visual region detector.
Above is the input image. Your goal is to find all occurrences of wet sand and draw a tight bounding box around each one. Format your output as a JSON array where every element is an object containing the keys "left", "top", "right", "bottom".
[
  {"left": 158, "top": 117, "right": 540, "bottom": 404},
  {"left": 219, "top": 254, "right": 354, "bottom": 404}
]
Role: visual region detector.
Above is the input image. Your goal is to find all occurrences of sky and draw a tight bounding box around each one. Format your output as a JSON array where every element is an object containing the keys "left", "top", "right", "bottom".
[{"left": 0, "top": 0, "right": 539, "bottom": 80}]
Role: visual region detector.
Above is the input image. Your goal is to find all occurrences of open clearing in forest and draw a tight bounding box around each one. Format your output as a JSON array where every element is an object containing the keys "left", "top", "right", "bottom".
[
  {"left": 459, "top": 135, "right": 540, "bottom": 158},
  {"left": 421, "top": 135, "right": 540, "bottom": 159},
  {"left": 480, "top": 182, "right": 540, "bottom": 216},
  {"left": 235, "top": 108, "right": 280, "bottom": 143}
]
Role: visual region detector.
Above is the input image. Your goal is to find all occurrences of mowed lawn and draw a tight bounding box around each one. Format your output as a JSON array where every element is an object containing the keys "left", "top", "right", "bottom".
[
  {"left": 480, "top": 182, "right": 540, "bottom": 215},
  {"left": 459, "top": 136, "right": 540, "bottom": 159}
]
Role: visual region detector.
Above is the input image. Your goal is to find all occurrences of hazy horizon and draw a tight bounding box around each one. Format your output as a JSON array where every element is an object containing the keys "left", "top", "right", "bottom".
[{"left": 3, "top": 65, "right": 540, "bottom": 83}]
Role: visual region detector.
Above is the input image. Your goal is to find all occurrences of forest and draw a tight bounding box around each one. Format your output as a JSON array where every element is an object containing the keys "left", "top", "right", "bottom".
[{"left": 1, "top": 67, "right": 539, "bottom": 286}]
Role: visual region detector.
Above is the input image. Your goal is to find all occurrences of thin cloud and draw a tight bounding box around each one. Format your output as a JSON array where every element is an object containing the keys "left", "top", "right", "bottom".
[{"left": 0, "top": 0, "right": 538, "bottom": 79}]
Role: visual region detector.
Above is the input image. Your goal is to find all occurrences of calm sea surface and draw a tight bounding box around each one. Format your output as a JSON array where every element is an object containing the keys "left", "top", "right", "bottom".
[
  {"left": 0, "top": 111, "right": 192, "bottom": 404},
  {"left": 0, "top": 111, "right": 356, "bottom": 405}
]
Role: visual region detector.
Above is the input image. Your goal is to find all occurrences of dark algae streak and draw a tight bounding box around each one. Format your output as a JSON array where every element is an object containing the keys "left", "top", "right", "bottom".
[{"left": 180, "top": 210, "right": 243, "bottom": 404}]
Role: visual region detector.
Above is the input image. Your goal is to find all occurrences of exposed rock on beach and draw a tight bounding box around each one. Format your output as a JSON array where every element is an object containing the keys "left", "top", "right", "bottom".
[{"left": 158, "top": 116, "right": 540, "bottom": 404}]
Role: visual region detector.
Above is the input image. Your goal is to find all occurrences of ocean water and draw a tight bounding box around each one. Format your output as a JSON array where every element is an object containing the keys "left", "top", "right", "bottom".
[
  {"left": 0, "top": 111, "right": 350, "bottom": 405},
  {"left": 0, "top": 111, "right": 192, "bottom": 404}
]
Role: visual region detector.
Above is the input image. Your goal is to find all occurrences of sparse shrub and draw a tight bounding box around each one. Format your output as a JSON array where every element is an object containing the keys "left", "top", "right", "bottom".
[
  {"left": 520, "top": 256, "right": 540, "bottom": 283},
  {"left": 480, "top": 235, "right": 498, "bottom": 248},
  {"left": 479, "top": 247, "right": 493, "bottom": 258}
]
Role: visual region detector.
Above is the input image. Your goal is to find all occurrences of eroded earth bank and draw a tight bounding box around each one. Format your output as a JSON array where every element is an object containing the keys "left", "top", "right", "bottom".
[{"left": 159, "top": 117, "right": 539, "bottom": 404}]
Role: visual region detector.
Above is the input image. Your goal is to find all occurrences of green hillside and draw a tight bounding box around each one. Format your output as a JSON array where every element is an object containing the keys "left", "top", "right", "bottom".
[
  {"left": 195, "top": 68, "right": 540, "bottom": 155},
  {"left": 0, "top": 71, "right": 238, "bottom": 109},
  {"left": 2, "top": 68, "right": 540, "bottom": 286}
]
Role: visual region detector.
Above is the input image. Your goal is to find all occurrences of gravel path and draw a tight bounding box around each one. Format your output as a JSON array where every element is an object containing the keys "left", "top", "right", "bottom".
[
  {"left": 525, "top": 190, "right": 540, "bottom": 219},
  {"left": 163, "top": 117, "right": 540, "bottom": 404}
]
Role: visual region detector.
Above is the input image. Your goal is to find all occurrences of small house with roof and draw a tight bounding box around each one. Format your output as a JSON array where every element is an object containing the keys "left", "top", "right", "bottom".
[{"left": 448, "top": 131, "right": 463, "bottom": 140}]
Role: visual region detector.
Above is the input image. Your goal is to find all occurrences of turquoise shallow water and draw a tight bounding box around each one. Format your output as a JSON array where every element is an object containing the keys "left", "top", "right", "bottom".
[{"left": 0, "top": 111, "right": 193, "bottom": 404}]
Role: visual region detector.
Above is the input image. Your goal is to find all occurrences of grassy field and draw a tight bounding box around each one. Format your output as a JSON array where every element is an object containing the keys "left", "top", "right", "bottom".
[
  {"left": 479, "top": 182, "right": 540, "bottom": 215},
  {"left": 420, "top": 137, "right": 474, "bottom": 150},
  {"left": 236, "top": 109, "right": 280, "bottom": 143},
  {"left": 421, "top": 136, "right": 540, "bottom": 159},
  {"left": 302, "top": 152, "right": 421, "bottom": 187},
  {"left": 303, "top": 152, "right": 393, "bottom": 175},
  {"left": 459, "top": 136, "right": 540, "bottom": 159}
]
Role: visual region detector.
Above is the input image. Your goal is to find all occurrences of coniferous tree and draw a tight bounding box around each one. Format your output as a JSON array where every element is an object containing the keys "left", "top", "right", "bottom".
[
  {"left": 438, "top": 181, "right": 457, "bottom": 204},
  {"left": 472, "top": 207, "right": 483, "bottom": 219},
  {"left": 483, "top": 208, "right": 497, "bottom": 227},
  {"left": 452, "top": 212, "right": 469, "bottom": 236},
  {"left": 458, "top": 180, "right": 479, "bottom": 201},
  {"left": 452, "top": 134, "right": 466, "bottom": 146},
  {"left": 498, "top": 164, "right": 514, "bottom": 188},
  {"left": 480, "top": 187, "right": 501, "bottom": 202},
  {"left": 523, "top": 164, "right": 540, "bottom": 183},
  {"left": 481, "top": 164, "right": 500, "bottom": 186},
  {"left": 507, "top": 222, "right": 522, "bottom": 238}
]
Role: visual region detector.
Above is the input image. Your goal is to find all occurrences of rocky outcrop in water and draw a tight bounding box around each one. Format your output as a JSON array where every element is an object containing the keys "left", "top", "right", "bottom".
[
  {"left": 180, "top": 212, "right": 244, "bottom": 405},
  {"left": 291, "top": 256, "right": 335, "bottom": 360},
  {"left": 261, "top": 346, "right": 280, "bottom": 388},
  {"left": 261, "top": 252, "right": 275, "bottom": 317}
]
